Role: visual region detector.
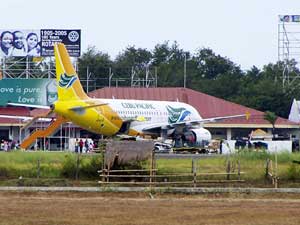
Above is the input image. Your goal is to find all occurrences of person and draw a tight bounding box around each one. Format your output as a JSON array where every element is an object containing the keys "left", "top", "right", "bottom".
[
  {"left": 79, "top": 139, "right": 84, "bottom": 153},
  {"left": 10, "top": 31, "right": 27, "bottom": 57},
  {"left": 74, "top": 138, "right": 79, "bottom": 153},
  {"left": 0, "top": 140, "right": 4, "bottom": 150},
  {"left": 45, "top": 139, "right": 49, "bottom": 150},
  {"left": 0, "top": 31, "right": 13, "bottom": 57},
  {"left": 3, "top": 141, "right": 8, "bottom": 152},
  {"left": 15, "top": 140, "right": 20, "bottom": 149},
  {"left": 34, "top": 142, "right": 38, "bottom": 151},
  {"left": 219, "top": 140, "right": 223, "bottom": 154},
  {"left": 84, "top": 139, "right": 89, "bottom": 153},
  {"left": 88, "top": 142, "right": 94, "bottom": 153},
  {"left": 26, "top": 32, "right": 40, "bottom": 57},
  {"left": 11, "top": 140, "right": 16, "bottom": 150}
]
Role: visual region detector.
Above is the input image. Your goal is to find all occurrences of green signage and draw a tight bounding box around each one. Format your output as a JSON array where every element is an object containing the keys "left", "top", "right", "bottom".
[{"left": 0, "top": 79, "right": 57, "bottom": 106}]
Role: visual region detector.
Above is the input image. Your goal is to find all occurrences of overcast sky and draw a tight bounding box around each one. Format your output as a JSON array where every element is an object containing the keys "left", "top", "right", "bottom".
[{"left": 2, "top": 0, "right": 300, "bottom": 70}]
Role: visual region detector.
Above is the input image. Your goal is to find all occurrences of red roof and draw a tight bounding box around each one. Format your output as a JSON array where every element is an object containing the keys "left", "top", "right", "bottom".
[
  {"left": 0, "top": 107, "right": 30, "bottom": 124},
  {"left": 0, "top": 87, "right": 295, "bottom": 127},
  {"left": 89, "top": 87, "right": 297, "bottom": 127}
]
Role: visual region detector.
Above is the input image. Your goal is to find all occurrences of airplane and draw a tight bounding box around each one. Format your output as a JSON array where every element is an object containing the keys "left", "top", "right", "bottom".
[{"left": 7, "top": 43, "right": 249, "bottom": 149}]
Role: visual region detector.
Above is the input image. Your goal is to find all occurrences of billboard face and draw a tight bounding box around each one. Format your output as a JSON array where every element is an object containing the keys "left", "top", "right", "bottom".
[
  {"left": 0, "top": 30, "right": 41, "bottom": 58},
  {"left": 0, "top": 79, "right": 57, "bottom": 106},
  {"left": 0, "top": 29, "right": 81, "bottom": 58},
  {"left": 40, "top": 29, "right": 81, "bottom": 57}
]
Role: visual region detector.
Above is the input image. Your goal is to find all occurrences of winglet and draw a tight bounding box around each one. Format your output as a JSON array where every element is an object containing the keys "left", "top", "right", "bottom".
[{"left": 245, "top": 111, "right": 251, "bottom": 120}]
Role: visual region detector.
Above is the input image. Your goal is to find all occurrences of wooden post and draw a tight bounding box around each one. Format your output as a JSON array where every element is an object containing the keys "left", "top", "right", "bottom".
[
  {"left": 275, "top": 152, "right": 278, "bottom": 188},
  {"left": 226, "top": 159, "right": 231, "bottom": 180},
  {"left": 37, "top": 159, "right": 40, "bottom": 179},
  {"left": 149, "top": 150, "right": 153, "bottom": 187},
  {"left": 101, "top": 139, "right": 106, "bottom": 183},
  {"left": 237, "top": 160, "right": 241, "bottom": 181},
  {"left": 152, "top": 149, "right": 156, "bottom": 184},
  {"left": 265, "top": 159, "right": 270, "bottom": 178},
  {"left": 270, "top": 160, "right": 274, "bottom": 185},
  {"left": 192, "top": 158, "right": 197, "bottom": 188},
  {"left": 75, "top": 153, "right": 80, "bottom": 180},
  {"left": 107, "top": 167, "right": 110, "bottom": 183}
]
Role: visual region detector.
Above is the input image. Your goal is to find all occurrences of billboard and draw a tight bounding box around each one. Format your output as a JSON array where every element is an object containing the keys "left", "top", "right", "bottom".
[
  {"left": 0, "top": 29, "right": 81, "bottom": 58},
  {"left": 0, "top": 79, "right": 57, "bottom": 106},
  {"left": 279, "top": 15, "right": 300, "bottom": 23},
  {"left": 40, "top": 29, "right": 81, "bottom": 57}
]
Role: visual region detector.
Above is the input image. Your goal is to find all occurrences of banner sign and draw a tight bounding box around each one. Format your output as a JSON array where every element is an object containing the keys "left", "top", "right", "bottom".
[
  {"left": 0, "top": 79, "right": 57, "bottom": 106},
  {"left": 279, "top": 15, "right": 300, "bottom": 23},
  {"left": 0, "top": 29, "right": 81, "bottom": 58},
  {"left": 40, "top": 29, "right": 81, "bottom": 57}
]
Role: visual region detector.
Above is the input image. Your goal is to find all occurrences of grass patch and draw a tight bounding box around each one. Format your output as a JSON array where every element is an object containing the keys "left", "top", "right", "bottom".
[{"left": 1, "top": 151, "right": 300, "bottom": 187}]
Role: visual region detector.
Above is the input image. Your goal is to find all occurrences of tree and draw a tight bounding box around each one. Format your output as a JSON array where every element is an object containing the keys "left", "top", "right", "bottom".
[
  {"left": 114, "top": 46, "right": 152, "bottom": 86},
  {"left": 152, "top": 41, "right": 188, "bottom": 87},
  {"left": 77, "top": 46, "right": 113, "bottom": 90},
  {"left": 264, "top": 111, "right": 278, "bottom": 139},
  {"left": 189, "top": 48, "right": 244, "bottom": 100}
]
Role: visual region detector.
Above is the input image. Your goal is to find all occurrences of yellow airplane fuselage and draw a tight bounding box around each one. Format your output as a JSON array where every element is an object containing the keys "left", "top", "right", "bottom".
[{"left": 53, "top": 100, "right": 121, "bottom": 136}]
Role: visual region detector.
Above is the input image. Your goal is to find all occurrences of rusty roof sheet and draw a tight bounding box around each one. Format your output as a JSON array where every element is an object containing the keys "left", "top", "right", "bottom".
[{"left": 0, "top": 107, "right": 30, "bottom": 124}]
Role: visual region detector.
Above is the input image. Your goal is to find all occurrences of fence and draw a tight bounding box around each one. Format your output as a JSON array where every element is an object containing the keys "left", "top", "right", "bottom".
[
  {"left": 98, "top": 152, "right": 245, "bottom": 187},
  {"left": 265, "top": 158, "right": 279, "bottom": 188}
]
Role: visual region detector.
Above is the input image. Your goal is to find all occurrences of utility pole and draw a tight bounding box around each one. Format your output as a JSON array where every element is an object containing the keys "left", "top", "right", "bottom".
[
  {"left": 108, "top": 67, "right": 113, "bottom": 87},
  {"left": 86, "top": 66, "right": 92, "bottom": 93},
  {"left": 184, "top": 53, "right": 187, "bottom": 88}
]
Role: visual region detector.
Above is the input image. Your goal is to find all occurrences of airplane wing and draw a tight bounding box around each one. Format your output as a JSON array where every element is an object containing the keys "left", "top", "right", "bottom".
[
  {"left": 141, "top": 113, "right": 250, "bottom": 133},
  {"left": 182, "top": 114, "right": 249, "bottom": 124},
  {"left": 0, "top": 114, "right": 52, "bottom": 122},
  {"left": 7, "top": 102, "right": 51, "bottom": 109},
  {"left": 69, "top": 103, "right": 108, "bottom": 113}
]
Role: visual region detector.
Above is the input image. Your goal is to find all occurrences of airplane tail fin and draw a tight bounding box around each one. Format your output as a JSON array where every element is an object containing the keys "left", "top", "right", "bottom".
[{"left": 54, "top": 43, "right": 89, "bottom": 101}]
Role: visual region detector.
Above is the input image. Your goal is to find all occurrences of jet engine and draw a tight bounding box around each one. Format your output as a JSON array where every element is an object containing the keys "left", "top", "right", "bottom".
[{"left": 183, "top": 127, "right": 212, "bottom": 148}]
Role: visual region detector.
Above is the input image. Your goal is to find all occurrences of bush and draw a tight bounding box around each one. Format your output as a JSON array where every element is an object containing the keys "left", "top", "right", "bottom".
[
  {"left": 287, "top": 164, "right": 300, "bottom": 180},
  {"left": 60, "top": 154, "right": 103, "bottom": 179},
  {"left": 60, "top": 154, "right": 77, "bottom": 178},
  {"left": 80, "top": 155, "right": 102, "bottom": 178}
]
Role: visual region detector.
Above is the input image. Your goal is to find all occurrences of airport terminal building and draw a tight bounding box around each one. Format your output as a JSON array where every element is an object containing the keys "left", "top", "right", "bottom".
[
  {"left": 0, "top": 86, "right": 298, "bottom": 150},
  {"left": 89, "top": 87, "right": 299, "bottom": 141}
]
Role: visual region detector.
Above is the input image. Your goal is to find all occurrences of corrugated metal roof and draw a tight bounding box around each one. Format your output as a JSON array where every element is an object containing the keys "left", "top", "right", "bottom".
[
  {"left": 89, "top": 87, "right": 297, "bottom": 127},
  {"left": 0, "top": 87, "right": 296, "bottom": 127},
  {"left": 0, "top": 107, "right": 30, "bottom": 116},
  {"left": 0, "top": 107, "right": 30, "bottom": 124}
]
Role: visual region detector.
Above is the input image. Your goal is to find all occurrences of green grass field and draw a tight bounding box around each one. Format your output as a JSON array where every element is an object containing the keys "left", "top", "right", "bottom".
[{"left": 1, "top": 150, "right": 300, "bottom": 187}]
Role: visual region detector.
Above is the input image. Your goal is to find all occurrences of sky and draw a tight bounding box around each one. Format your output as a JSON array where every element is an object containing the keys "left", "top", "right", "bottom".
[{"left": 2, "top": 0, "right": 300, "bottom": 70}]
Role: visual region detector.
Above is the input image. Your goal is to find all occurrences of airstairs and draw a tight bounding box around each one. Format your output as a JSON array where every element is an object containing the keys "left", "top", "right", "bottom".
[{"left": 20, "top": 116, "right": 68, "bottom": 149}]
